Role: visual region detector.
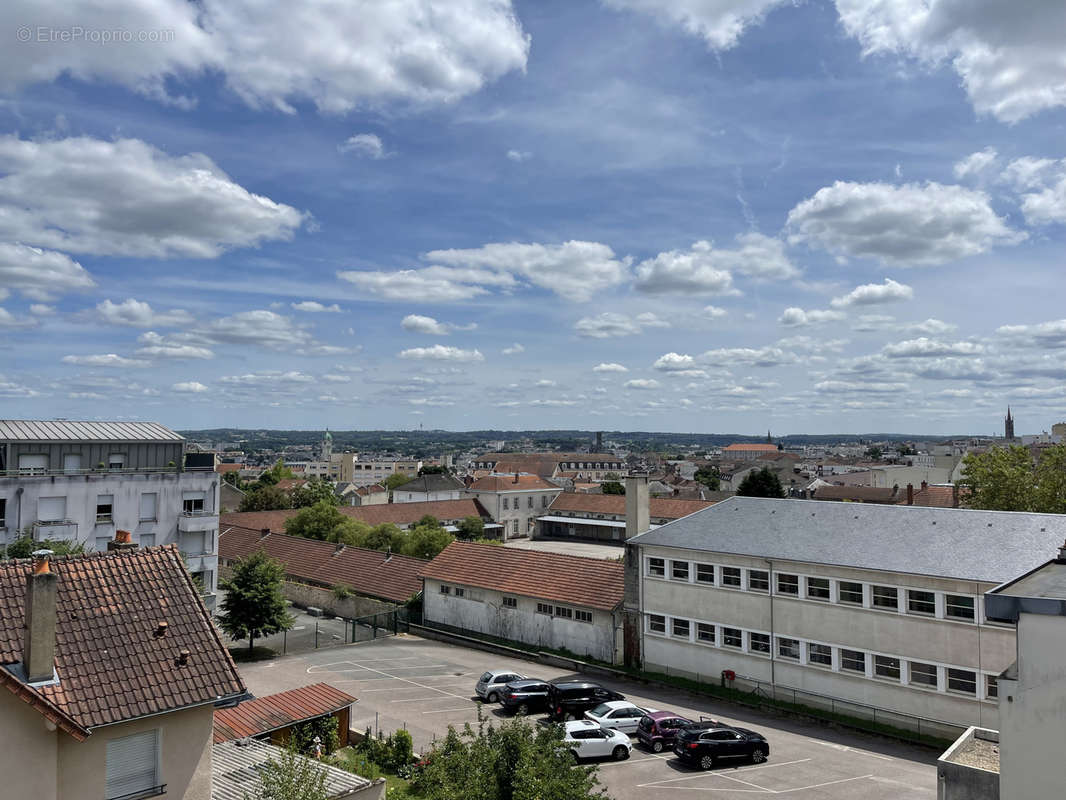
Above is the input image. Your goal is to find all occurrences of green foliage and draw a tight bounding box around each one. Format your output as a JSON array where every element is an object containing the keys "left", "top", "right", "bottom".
[
  {"left": 3, "top": 535, "right": 86, "bottom": 560},
  {"left": 222, "top": 471, "right": 242, "bottom": 488},
  {"left": 253, "top": 741, "right": 330, "bottom": 800},
  {"left": 864, "top": 446, "right": 883, "bottom": 460},
  {"left": 333, "top": 584, "right": 353, "bottom": 600},
  {"left": 600, "top": 481, "right": 624, "bottom": 495},
  {"left": 355, "top": 727, "right": 415, "bottom": 773},
  {"left": 239, "top": 485, "right": 292, "bottom": 512},
  {"left": 736, "top": 466, "right": 785, "bottom": 498},
  {"left": 962, "top": 444, "right": 1066, "bottom": 513},
  {"left": 693, "top": 466, "right": 721, "bottom": 491},
  {"left": 402, "top": 524, "right": 454, "bottom": 560},
  {"left": 292, "top": 716, "right": 339, "bottom": 756},
  {"left": 217, "top": 551, "right": 293, "bottom": 652},
  {"left": 285, "top": 501, "right": 348, "bottom": 540},
  {"left": 455, "top": 516, "right": 485, "bottom": 540},
  {"left": 1034, "top": 446, "right": 1066, "bottom": 514},
  {"left": 291, "top": 478, "right": 339, "bottom": 509},
  {"left": 473, "top": 537, "right": 502, "bottom": 546},
  {"left": 384, "top": 473, "right": 411, "bottom": 491},
  {"left": 418, "top": 465, "right": 447, "bottom": 476}
]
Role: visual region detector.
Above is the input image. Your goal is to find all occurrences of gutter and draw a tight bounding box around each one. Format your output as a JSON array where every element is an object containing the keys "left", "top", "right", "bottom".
[{"left": 88, "top": 690, "right": 249, "bottom": 731}]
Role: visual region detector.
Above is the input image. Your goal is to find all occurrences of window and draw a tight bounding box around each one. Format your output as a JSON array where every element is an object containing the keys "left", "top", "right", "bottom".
[
  {"left": 575, "top": 609, "right": 593, "bottom": 623},
  {"left": 63, "top": 453, "right": 82, "bottom": 474},
  {"left": 648, "top": 614, "right": 666, "bottom": 633},
  {"left": 648, "top": 557, "right": 665, "bottom": 577},
  {"left": 946, "top": 595, "right": 975, "bottom": 621},
  {"left": 542, "top": 495, "right": 548, "bottom": 508},
  {"left": 907, "top": 590, "right": 936, "bottom": 615},
  {"left": 722, "top": 627, "right": 742, "bottom": 648},
  {"left": 749, "top": 632, "right": 770, "bottom": 654},
  {"left": 671, "top": 560, "right": 690, "bottom": 581},
  {"left": 806, "top": 577, "right": 830, "bottom": 600},
  {"left": 108, "top": 453, "right": 126, "bottom": 471},
  {"left": 695, "top": 563, "right": 715, "bottom": 584},
  {"left": 696, "top": 623, "right": 716, "bottom": 644},
  {"left": 808, "top": 643, "right": 832, "bottom": 666},
  {"left": 872, "top": 585, "right": 898, "bottom": 610},
  {"left": 183, "top": 495, "right": 205, "bottom": 514},
  {"left": 0, "top": 498, "right": 5, "bottom": 529},
  {"left": 502, "top": 497, "right": 509, "bottom": 510},
  {"left": 183, "top": 531, "right": 207, "bottom": 555},
  {"left": 139, "top": 493, "right": 158, "bottom": 522},
  {"left": 528, "top": 496, "right": 533, "bottom": 508},
  {"left": 537, "top": 602, "right": 553, "bottom": 615},
  {"left": 909, "top": 661, "right": 938, "bottom": 688},
  {"left": 502, "top": 596, "right": 517, "bottom": 608},
  {"left": 839, "top": 581, "right": 864, "bottom": 605},
  {"left": 776, "top": 573, "right": 799, "bottom": 595},
  {"left": 840, "top": 649, "right": 866, "bottom": 673},
  {"left": 139, "top": 534, "right": 155, "bottom": 547},
  {"left": 721, "top": 567, "right": 741, "bottom": 587},
  {"left": 440, "top": 584, "right": 452, "bottom": 594},
  {"left": 511, "top": 519, "right": 519, "bottom": 536},
  {"left": 947, "top": 668, "right": 977, "bottom": 695},
  {"left": 105, "top": 729, "right": 159, "bottom": 800},
  {"left": 454, "top": 587, "right": 465, "bottom": 598},
  {"left": 874, "top": 655, "right": 901, "bottom": 681},
  {"left": 748, "top": 570, "right": 769, "bottom": 593},
  {"left": 672, "top": 618, "right": 690, "bottom": 638},
  {"left": 38, "top": 496, "right": 66, "bottom": 523},
  {"left": 777, "top": 637, "right": 800, "bottom": 660},
  {"left": 554, "top": 606, "right": 572, "bottom": 618},
  {"left": 986, "top": 675, "right": 998, "bottom": 700},
  {"left": 18, "top": 454, "right": 48, "bottom": 474}
]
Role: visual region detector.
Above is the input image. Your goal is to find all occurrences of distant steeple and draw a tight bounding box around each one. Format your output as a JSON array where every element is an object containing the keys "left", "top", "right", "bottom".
[
  {"left": 1004, "top": 407, "right": 1015, "bottom": 440},
  {"left": 766, "top": 429, "right": 772, "bottom": 444}
]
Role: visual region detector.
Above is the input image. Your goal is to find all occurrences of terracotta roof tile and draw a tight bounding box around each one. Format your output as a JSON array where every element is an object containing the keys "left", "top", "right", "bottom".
[
  {"left": 900, "top": 485, "right": 965, "bottom": 508},
  {"left": 467, "top": 475, "right": 561, "bottom": 491},
  {"left": 221, "top": 499, "right": 486, "bottom": 536},
  {"left": 420, "top": 541, "right": 623, "bottom": 611},
  {"left": 814, "top": 485, "right": 901, "bottom": 503},
  {"left": 723, "top": 444, "right": 780, "bottom": 452},
  {"left": 0, "top": 547, "right": 245, "bottom": 735},
  {"left": 213, "top": 683, "right": 356, "bottom": 743},
  {"left": 549, "top": 493, "right": 713, "bottom": 520}
]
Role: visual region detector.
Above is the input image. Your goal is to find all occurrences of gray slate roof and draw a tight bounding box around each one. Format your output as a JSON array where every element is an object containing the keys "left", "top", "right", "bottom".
[
  {"left": 394, "top": 473, "right": 465, "bottom": 493},
  {"left": 212, "top": 739, "right": 374, "bottom": 800},
  {"left": 0, "top": 419, "right": 182, "bottom": 442},
  {"left": 630, "top": 496, "right": 1066, "bottom": 583}
]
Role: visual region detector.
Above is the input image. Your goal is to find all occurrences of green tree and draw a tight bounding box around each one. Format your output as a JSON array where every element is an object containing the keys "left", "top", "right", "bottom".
[
  {"left": 402, "top": 524, "right": 454, "bottom": 560},
  {"left": 1034, "top": 445, "right": 1066, "bottom": 514},
  {"left": 239, "top": 485, "right": 293, "bottom": 512},
  {"left": 217, "top": 551, "right": 294, "bottom": 654},
  {"left": 865, "top": 446, "right": 883, "bottom": 460},
  {"left": 253, "top": 742, "right": 330, "bottom": 800},
  {"left": 693, "top": 466, "right": 721, "bottom": 491},
  {"left": 291, "top": 716, "right": 339, "bottom": 756},
  {"left": 961, "top": 445, "right": 1037, "bottom": 511},
  {"left": 384, "top": 472, "right": 411, "bottom": 491},
  {"left": 284, "top": 501, "right": 347, "bottom": 540},
  {"left": 364, "top": 523, "right": 405, "bottom": 552},
  {"left": 331, "top": 518, "right": 374, "bottom": 546},
  {"left": 455, "top": 516, "right": 485, "bottom": 540},
  {"left": 600, "top": 481, "right": 625, "bottom": 495},
  {"left": 736, "top": 466, "right": 785, "bottom": 498},
  {"left": 222, "top": 471, "right": 242, "bottom": 489},
  {"left": 3, "top": 534, "right": 86, "bottom": 560},
  {"left": 418, "top": 465, "right": 447, "bottom": 476},
  {"left": 290, "top": 478, "right": 339, "bottom": 508}
]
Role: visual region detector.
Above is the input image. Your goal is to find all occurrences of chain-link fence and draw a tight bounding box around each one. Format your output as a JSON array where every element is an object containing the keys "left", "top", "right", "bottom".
[{"left": 228, "top": 607, "right": 414, "bottom": 656}]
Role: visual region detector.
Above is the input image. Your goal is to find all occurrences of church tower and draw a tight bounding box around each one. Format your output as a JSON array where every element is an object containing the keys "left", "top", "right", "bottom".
[
  {"left": 321, "top": 429, "right": 333, "bottom": 460},
  {"left": 1004, "top": 408, "right": 1015, "bottom": 440}
]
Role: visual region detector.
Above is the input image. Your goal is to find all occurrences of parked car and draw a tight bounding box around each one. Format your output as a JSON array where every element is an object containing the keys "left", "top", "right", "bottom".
[
  {"left": 499, "top": 679, "right": 552, "bottom": 715},
  {"left": 547, "top": 681, "right": 625, "bottom": 721},
  {"left": 584, "top": 701, "right": 658, "bottom": 734},
  {"left": 673, "top": 725, "right": 770, "bottom": 770},
  {"left": 636, "top": 711, "right": 694, "bottom": 752},
  {"left": 475, "top": 670, "right": 525, "bottom": 703},
  {"left": 562, "top": 720, "right": 632, "bottom": 762}
]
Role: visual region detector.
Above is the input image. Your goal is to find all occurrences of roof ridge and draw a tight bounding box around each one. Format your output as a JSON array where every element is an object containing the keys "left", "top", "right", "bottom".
[{"left": 444, "top": 539, "right": 624, "bottom": 568}]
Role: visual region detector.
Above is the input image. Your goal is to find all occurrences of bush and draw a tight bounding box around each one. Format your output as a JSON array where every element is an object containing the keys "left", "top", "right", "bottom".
[
  {"left": 355, "top": 727, "right": 415, "bottom": 773},
  {"left": 292, "top": 716, "right": 339, "bottom": 757},
  {"left": 333, "top": 584, "right": 353, "bottom": 600}
]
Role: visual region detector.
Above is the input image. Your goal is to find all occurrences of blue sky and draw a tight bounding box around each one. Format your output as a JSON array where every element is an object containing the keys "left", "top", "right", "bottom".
[{"left": 1, "top": 0, "right": 1064, "bottom": 435}]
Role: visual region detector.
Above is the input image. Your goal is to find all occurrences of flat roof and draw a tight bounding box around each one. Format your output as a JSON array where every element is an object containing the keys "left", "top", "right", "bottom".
[
  {"left": 538, "top": 515, "right": 661, "bottom": 530},
  {"left": 212, "top": 739, "right": 372, "bottom": 800},
  {"left": 985, "top": 558, "right": 1066, "bottom": 622},
  {"left": 0, "top": 419, "right": 183, "bottom": 443}
]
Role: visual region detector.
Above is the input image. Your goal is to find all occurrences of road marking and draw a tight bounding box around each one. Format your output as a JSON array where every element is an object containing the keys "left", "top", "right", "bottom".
[
  {"left": 812, "top": 741, "right": 893, "bottom": 761},
  {"left": 636, "top": 759, "right": 811, "bottom": 788},
  {"left": 391, "top": 696, "right": 466, "bottom": 703},
  {"left": 314, "top": 658, "right": 471, "bottom": 700},
  {"left": 776, "top": 775, "right": 875, "bottom": 794},
  {"left": 422, "top": 707, "right": 478, "bottom": 714},
  {"left": 718, "top": 772, "right": 772, "bottom": 793}
]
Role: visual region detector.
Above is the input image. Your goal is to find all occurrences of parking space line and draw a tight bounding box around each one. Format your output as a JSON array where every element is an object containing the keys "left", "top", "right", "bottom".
[
  {"left": 718, "top": 772, "right": 773, "bottom": 793},
  {"left": 776, "top": 774, "right": 874, "bottom": 794},
  {"left": 812, "top": 741, "right": 893, "bottom": 761},
  {"left": 636, "top": 759, "right": 811, "bottom": 788},
  {"left": 323, "top": 659, "right": 471, "bottom": 700},
  {"left": 390, "top": 696, "right": 464, "bottom": 703},
  {"left": 423, "top": 707, "right": 478, "bottom": 714}
]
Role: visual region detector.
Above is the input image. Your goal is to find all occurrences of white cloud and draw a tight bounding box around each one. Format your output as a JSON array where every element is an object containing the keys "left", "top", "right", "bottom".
[
  {"left": 814, "top": 380, "right": 909, "bottom": 394},
  {"left": 506, "top": 150, "right": 532, "bottom": 162},
  {"left": 776, "top": 335, "right": 848, "bottom": 353},
  {"left": 593, "top": 363, "right": 629, "bottom": 373},
  {"left": 701, "top": 347, "right": 799, "bottom": 367},
  {"left": 502, "top": 343, "right": 525, "bottom": 355},
  {"left": 0, "top": 243, "right": 95, "bottom": 300},
  {"left": 134, "top": 331, "right": 215, "bottom": 360},
  {"left": 339, "top": 134, "right": 387, "bottom": 159},
  {"left": 907, "top": 318, "right": 957, "bottom": 336},
  {"left": 852, "top": 314, "right": 896, "bottom": 332},
  {"left": 398, "top": 344, "right": 484, "bottom": 362},
  {"left": 0, "top": 374, "right": 40, "bottom": 398},
  {"left": 0, "top": 308, "right": 36, "bottom": 329},
  {"left": 996, "top": 319, "right": 1066, "bottom": 349},
  {"left": 625, "top": 378, "right": 661, "bottom": 390},
  {"left": 0, "top": 136, "right": 307, "bottom": 258},
  {"left": 401, "top": 314, "right": 475, "bottom": 335},
  {"left": 172, "top": 381, "right": 208, "bottom": 393},
  {"left": 202, "top": 310, "right": 336, "bottom": 354},
  {"left": 61, "top": 353, "right": 151, "bottom": 368},
  {"left": 603, "top": 0, "right": 787, "bottom": 50},
  {"left": 835, "top": 0, "right": 1066, "bottom": 123},
  {"left": 1003, "top": 157, "right": 1066, "bottom": 226},
  {"left": 322, "top": 374, "right": 352, "bottom": 383},
  {"left": 653, "top": 353, "right": 698, "bottom": 371},
  {"left": 338, "top": 267, "right": 496, "bottom": 302},
  {"left": 219, "top": 371, "right": 316, "bottom": 386},
  {"left": 574, "top": 311, "right": 669, "bottom": 338},
  {"left": 786, "top": 181, "right": 1024, "bottom": 265},
  {"left": 954, "top": 148, "right": 998, "bottom": 179},
  {"left": 535, "top": 379, "right": 557, "bottom": 387},
  {"left": 882, "top": 338, "right": 985, "bottom": 358},
  {"left": 778, "top": 307, "right": 846, "bottom": 327},
  {"left": 1, "top": 0, "right": 530, "bottom": 113},
  {"left": 292, "top": 301, "right": 342, "bottom": 313},
  {"left": 29, "top": 304, "right": 56, "bottom": 316},
  {"left": 703, "top": 305, "right": 728, "bottom": 319},
  {"left": 96, "top": 298, "right": 195, "bottom": 327},
  {"left": 634, "top": 234, "right": 794, "bottom": 297},
  {"left": 830, "top": 278, "right": 914, "bottom": 308}
]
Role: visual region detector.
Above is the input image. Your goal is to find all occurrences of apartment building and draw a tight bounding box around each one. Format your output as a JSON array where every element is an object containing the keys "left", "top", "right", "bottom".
[
  {"left": 0, "top": 420, "right": 221, "bottom": 608},
  {"left": 464, "top": 474, "right": 562, "bottom": 540},
  {"left": 628, "top": 496, "right": 1066, "bottom": 729},
  {"left": 472, "top": 452, "right": 625, "bottom": 483}
]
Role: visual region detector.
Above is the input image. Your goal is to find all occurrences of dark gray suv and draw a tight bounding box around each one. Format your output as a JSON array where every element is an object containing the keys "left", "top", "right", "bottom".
[
  {"left": 546, "top": 681, "right": 625, "bottom": 721},
  {"left": 499, "top": 679, "right": 551, "bottom": 715}
]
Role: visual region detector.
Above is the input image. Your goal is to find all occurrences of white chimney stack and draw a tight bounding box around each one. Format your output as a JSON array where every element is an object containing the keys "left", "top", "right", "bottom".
[{"left": 625, "top": 472, "right": 650, "bottom": 540}]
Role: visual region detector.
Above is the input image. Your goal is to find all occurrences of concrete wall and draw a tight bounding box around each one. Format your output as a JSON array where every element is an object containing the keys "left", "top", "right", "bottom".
[
  {"left": 0, "top": 687, "right": 58, "bottom": 800},
  {"left": 395, "top": 490, "right": 461, "bottom": 503},
  {"left": 423, "top": 576, "right": 619, "bottom": 663},
  {"left": 283, "top": 580, "right": 398, "bottom": 618},
  {"left": 937, "top": 728, "right": 1000, "bottom": 800}
]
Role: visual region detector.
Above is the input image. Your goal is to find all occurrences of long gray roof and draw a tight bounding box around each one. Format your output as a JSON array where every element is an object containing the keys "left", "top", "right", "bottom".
[
  {"left": 630, "top": 496, "right": 1066, "bottom": 583},
  {"left": 0, "top": 419, "right": 183, "bottom": 442},
  {"left": 212, "top": 740, "right": 373, "bottom": 800},
  {"left": 394, "top": 473, "right": 465, "bottom": 493}
]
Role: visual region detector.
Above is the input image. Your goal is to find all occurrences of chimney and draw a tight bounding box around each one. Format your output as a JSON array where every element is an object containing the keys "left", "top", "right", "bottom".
[
  {"left": 952, "top": 484, "right": 959, "bottom": 508},
  {"left": 1059, "top": 540, "right": 1066, "bottom": 562},
  {"left": 906, "top": 483, "right": 914, "bottom": 505},
  {"left": 260, "top": 528, "right": 271, "bottom": 539},
  {"left": 23, "top": 550, "right": 58, "bottom": 684},
  {"left": 625, "top": 472, "right": 650, "bottom": 540},
  {"left": 513, "top": 472, "right": 519, "bottom": 484},
  {"left": 921, "top": 480, "right": 928, "bottom": 491},
  {"left": 107, "top": 529, "right": 138, "bottom": 552}
]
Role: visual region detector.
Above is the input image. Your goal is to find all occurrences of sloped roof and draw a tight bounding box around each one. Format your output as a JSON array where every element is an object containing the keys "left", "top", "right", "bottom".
[
  {"left": 394, "top": 473, "right": 465, "bottom": 493},
  {"left": 219, "top": 526, "right": 426, "bottom": 603},
  {"left": 0, "top": 419, "right": 183, "bottom": 442},
  {"left": 221, "top": 499, "right": 487, "bottom": 535},
  {"left": 549, "top": 492, "right": 713, "bottom": 520},
  {"left": 723, "top": 443, "right": 779, "bottom": 452},
  {"left": 213, "top": 683, "right": 355, "bottom": 743},
  {"left": 813, "top": 485, "right": 901, "bottom": 503},
  {"left": 468, "top": 474, "right": 560, "bottom": 491},
  {"left": 902, "top": 484, "right": 964, "bottom": 508},
  {"left": 213, "top": 739, "right": 373, "bottom": 800},
  {"left": 420, "top": 541, "right": 624, "bottom": 611},
  {"left": 0, "top": 547, "right": 245, "bottom": 739}
]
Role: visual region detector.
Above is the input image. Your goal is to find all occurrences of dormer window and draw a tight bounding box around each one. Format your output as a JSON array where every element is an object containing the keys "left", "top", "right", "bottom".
[{"left": 108, "top": 453, "right": 126, "bottom": 471}]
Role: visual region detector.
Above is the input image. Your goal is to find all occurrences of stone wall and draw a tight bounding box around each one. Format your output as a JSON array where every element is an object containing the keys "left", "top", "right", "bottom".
[{"left": 218, "top": 565, "right": 397, "bottom": 619}]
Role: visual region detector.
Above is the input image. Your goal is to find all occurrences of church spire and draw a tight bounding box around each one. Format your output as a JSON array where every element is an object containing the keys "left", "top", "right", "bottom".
[{"left": 1004, "top": 407, "right": 1015, "bottom": 440}]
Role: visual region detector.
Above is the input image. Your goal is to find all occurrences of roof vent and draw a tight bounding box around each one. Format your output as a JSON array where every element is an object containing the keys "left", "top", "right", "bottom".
[
  {"left": 154, "top": 621, "right": 168, "bottom": 638},
  {"left": 176, "top": 649, "right": 191, "bottom": 666}
]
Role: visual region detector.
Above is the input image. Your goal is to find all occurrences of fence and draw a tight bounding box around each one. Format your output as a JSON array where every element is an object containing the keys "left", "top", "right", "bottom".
[{"left": 235, "top": 608, "right": 415, "bottom": 656}]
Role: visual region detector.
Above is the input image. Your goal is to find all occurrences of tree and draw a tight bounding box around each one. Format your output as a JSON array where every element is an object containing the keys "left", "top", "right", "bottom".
[
  {"left": 384, "top": 472, "right": 411, "bottom": 492},
  {"left": 285, "top": 501, "right": 347, "bottom": 540},
  {"left": 736, "top": 466, "right": 785, "bottom": 498},
  {"left": 239, "top": 485, "right": 292, "bottom": 512},
  {"left": 217, "top": 551, "right": 293, "bottom": 654},
  {"left": 601, "top": 481, "right": 625, "bottom": 495},
  {"left": 253, "top": 743, "right": 330, "bottom": 800},
  {"left": 455, "top": 516, "right": 484, "bottom": 540},
  {"left": 3, "top": 534, "right": 85, "bottom": 560},
  {"left": 864, "top": 446, "right": 883, "bottom": 460},
  {"left": 1034, "top": 445, "right": 1066, "bottom": 514},
  {"left": 419, "top": 465, "right": 447, "bottom": 476},
  {"left": 694, "top": 466, "right": 721, "bottom": 491},
  {"left": 961, "top": 444, "right": 1066, "bottom": 513},
  {"left": 290, "top": 478, "right": 338, "bottom": 508},
  {"left": 292, "top": 716, "right": 339, "bottom": 756},
  {"left": 222, "top": 471, "right": 242, "bottom": 489},
  {"left": 402, "top": 524, "right": 454, "bottom": 560}
]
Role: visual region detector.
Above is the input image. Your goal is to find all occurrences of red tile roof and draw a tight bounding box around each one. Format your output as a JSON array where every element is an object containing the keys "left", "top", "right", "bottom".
[
  {"left": 216, "top": 463, "right": 243, "bottom": 474},
  {"left": 723, "top": 443, "right": 780, "bottom": 452},
  {"left": 900, "top": 485, "right": 965, "bottom": 508},
  {"left": 468, "top": 475, "right": 561, "bottom": 491},
  {"left": 420, "top": 541, "right": 624, "bottom": 611},
  {"left": 213, "top": 683, "right": 356, "bottom": 743},
  {"left": 549, "top": 493, "right": 714, "bottom": 520},
  {"left": 219, "top": 526, "right": 426, "bottom": 603},
  {"left": 0, "top": 547, "right": 245, "bottom": 739},
  {"left": 221, "top": 498, "right": 487, "bottom": 535},
  {"left": 814, "top": 485, "right": 901, "bottom": 503}
]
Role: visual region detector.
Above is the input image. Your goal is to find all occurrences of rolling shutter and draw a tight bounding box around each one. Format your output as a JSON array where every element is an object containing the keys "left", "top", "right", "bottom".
[
  {"left": 38, "top": 496, "right": 66, "bottom": 522},
  {"left": 105, "top": 729, "right": 159, "bottom": 799}
]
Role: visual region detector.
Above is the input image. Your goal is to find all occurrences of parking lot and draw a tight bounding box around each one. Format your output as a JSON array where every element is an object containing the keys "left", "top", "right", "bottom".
[{"left": 237, "top": 634, "right": 937, "bottom": 799}]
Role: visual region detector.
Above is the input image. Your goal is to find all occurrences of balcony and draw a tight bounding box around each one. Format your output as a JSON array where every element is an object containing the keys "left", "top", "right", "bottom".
[
  {"left": 31, "top": 520, "right": 79, "bottom": 541},
  {"left": 182, "top": 553, "right": 218, "bottom": 574},
  {"left": 178, "top": 510, "right": 219, "bottom": 533}
]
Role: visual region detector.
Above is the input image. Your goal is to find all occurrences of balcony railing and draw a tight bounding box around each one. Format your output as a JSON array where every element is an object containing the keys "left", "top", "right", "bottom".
[
  {"left": 30, "top": 520, "right": 79, "bottom": 540},
  {"left": 0, "top": 464, "right": 214, "bottom": 478}
]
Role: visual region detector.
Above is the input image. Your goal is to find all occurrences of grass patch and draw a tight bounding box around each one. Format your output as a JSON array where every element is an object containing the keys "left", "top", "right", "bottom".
[
  {"left": 227, "top": 645, "right": 278, "bottom": 662},
  {"left": 331, "top": 747, "right": 412, "bottom": 796}
]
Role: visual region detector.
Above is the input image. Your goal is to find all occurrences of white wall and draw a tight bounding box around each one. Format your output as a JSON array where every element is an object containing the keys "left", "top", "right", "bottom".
[
  {"left": 395, "top": 489, "right": 462, "bottom": 504},
  {"left": 464, "top": 488, "right": 560, "bottom": 540}
]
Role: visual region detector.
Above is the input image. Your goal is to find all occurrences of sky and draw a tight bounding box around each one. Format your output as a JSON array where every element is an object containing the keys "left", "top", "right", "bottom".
[{"left": 0, "top": 0, "right": 1064, "bottom": 436}]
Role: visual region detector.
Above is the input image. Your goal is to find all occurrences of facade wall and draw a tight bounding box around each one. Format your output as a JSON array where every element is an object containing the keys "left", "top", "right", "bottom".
[
  {"left": 395, "top": 489, "right": 462, "bottom": 504},
  {"left": 0, "top": 687, "right": 58, "bottom": 800},
  {"left": 3, "top": 441, "right": 184, "bottom": 472},
  {"left": 423, "top": 577, "right": 618, "bottom": 663},
  {"left": 465, "top": 488, "right": 559, "bottom": 540},
  {"left": 639, "top": 544, "right": 1013, "bottom": 728}
]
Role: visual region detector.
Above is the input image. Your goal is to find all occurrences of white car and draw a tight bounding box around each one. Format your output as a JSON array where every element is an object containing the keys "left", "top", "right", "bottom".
[
  {"left": 562, "top": 719, "right": 632, "bottom": 762},
  {"left": 584, "top": 701, "right": 657, "bottom": 734},
  {"left": 475, "top": 670, "right": 525, "bottom": 703}
]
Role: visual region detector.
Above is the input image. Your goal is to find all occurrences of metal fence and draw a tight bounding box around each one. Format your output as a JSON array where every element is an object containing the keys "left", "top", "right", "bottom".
[{"left": 238, "top": 607, "right": 415, "bottom": 655}]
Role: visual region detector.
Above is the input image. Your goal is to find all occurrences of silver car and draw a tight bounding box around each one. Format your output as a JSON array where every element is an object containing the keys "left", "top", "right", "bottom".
[{"left": 475, "top": 670, "right": 525, "bottom": 702}]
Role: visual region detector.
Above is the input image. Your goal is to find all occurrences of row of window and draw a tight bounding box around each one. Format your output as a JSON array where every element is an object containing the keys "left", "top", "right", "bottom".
[
  {"left": 25, "top": 492, "right": 209, "bottom": 525},
  {"left": 501, "top": 495, "right": 552, "bottom": 510},
  {"left": 437, "top": 583, "right": 594, "bottom": 624},
  {"left": 646, "top": 558, "right": 981, "bottom": 623},
  {"left": 646, "top": 613, "right": 997, "bottom": 701},
  {"left": 15, "top": 452, "right": 128, "bottom": 474}
]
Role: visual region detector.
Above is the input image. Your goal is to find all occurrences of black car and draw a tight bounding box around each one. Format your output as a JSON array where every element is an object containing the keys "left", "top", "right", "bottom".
[
  {"left": 673, "top": 725, "right": 769, "bottom": 770},
  {"left": 546, "top": 681, "right": 625, "bottom": 721},
  {"left": 499, "top": 679, "right": 552, "bottom": 715}
]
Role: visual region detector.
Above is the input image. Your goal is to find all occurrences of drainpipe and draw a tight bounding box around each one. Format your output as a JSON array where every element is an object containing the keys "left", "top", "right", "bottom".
[
  {"left": 15, "top": 487, "right": 24, "bottom": 537},
  {"left": 766, "top": 558, "right": 776, "bottom": 689}
]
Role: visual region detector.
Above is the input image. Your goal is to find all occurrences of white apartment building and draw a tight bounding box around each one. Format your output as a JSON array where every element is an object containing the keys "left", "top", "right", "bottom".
[
  {"left": 628, "top": 496, "right": 1066, "bottom": 729},
  {"left": 0, "top": 420, "right": 220, "bottom": 609},
  {"left": 464, "top": 474, "right": 562, "bottom": 540}
]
